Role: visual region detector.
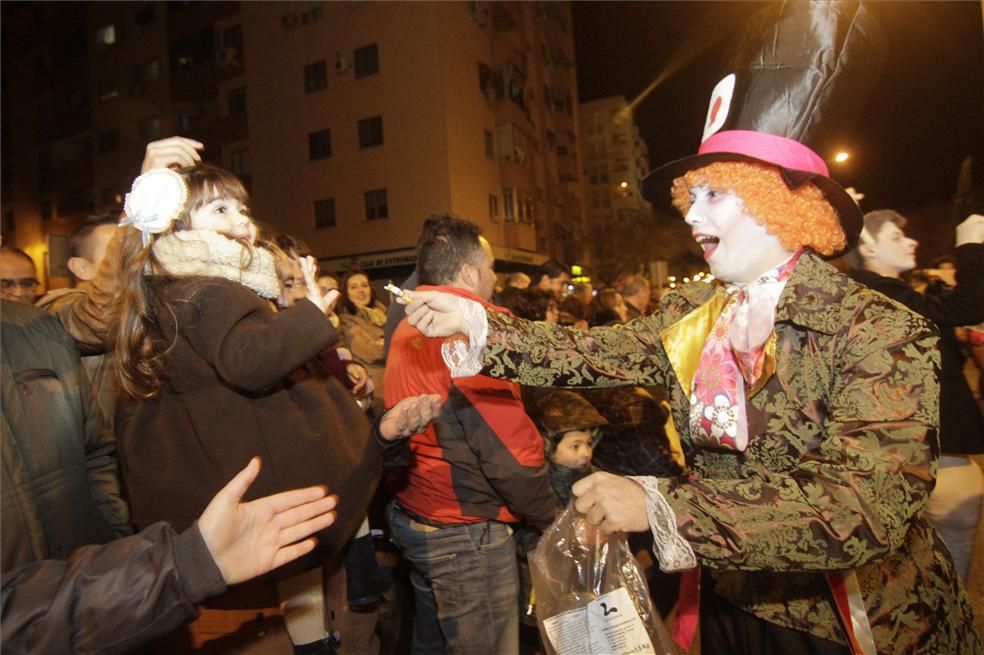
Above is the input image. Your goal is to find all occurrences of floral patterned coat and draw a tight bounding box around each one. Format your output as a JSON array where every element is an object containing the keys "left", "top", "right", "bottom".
[{"left": 477, "top": 252, "right": 978, "bottom": 653}]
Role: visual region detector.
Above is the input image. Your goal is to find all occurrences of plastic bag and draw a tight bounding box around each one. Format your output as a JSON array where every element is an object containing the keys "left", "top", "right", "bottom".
[{"left": 530, "top": 502, "right": 676, "bottom": 655}]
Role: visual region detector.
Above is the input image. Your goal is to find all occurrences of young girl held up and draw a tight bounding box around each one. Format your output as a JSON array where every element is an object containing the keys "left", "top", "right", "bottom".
[{"left": 110, "top": 163, "right": 437, "bottom": 653}]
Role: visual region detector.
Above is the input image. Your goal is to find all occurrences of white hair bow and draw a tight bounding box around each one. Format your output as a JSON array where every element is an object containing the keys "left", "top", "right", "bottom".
[{"left": 120, "top": 168, "right": 188, "bottom": 246}]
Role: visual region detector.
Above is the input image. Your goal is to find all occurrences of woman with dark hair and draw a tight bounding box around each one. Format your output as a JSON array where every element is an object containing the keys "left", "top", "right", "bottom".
[
  {"left": 588, "top": 287, "right": 629, "bottom": 326},
  {"left": 338, "top": 269, "right": 388, "bottom": 415},
  {"left": 497, "top": 287, "right": 558, "bottom": 323}
]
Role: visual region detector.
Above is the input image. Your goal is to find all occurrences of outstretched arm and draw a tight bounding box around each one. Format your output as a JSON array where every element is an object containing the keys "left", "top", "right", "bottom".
[
  {"left": 403, "top": 288, "right": 679, "bottom": 388},
  {"left": 198, "top": 457, "right": 337, "bottom": 584},
  {"left": 1, "top": 458, "right": 337, "bottom": 654}
]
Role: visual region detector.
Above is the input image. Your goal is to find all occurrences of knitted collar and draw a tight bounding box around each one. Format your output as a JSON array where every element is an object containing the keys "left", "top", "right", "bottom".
[{"left": 150, "top": 229, "right": 281, "bottom": 299}]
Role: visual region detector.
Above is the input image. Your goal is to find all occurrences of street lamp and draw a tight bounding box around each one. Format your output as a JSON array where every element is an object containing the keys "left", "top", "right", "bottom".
[{"left": 833, "top": 151, "right": 850, "bottom": 164}]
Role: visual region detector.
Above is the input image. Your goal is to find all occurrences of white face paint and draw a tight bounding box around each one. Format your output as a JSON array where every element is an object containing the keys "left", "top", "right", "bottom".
[
  {"left": 684, "top": 186, "right": 794, "bottom": 284},
  {"left": 864, "top": 222, "right": 918, "bottom": 276}
]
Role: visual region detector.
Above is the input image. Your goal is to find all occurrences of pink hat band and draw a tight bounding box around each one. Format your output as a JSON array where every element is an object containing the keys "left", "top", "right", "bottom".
[{"left": 698, "top": 130, "right": 829, "bottom": 177}]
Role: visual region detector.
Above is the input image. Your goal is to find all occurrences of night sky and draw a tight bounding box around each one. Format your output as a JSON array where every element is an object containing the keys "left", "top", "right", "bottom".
[{"left": 571, "top": 1, "right": 984, "bottom": 217}]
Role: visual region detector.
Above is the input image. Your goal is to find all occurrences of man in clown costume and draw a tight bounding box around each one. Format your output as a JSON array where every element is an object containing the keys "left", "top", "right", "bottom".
[{"left": 397, "top": 3, "right": 979, "bottom": 653}]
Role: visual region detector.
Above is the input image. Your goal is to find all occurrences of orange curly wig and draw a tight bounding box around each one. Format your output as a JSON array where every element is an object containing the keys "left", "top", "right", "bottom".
[{"left": 670, "top": 162, "right": 846, "bottom": 256}]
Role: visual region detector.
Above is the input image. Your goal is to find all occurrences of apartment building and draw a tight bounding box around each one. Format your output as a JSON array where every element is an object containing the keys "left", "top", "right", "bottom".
[
  {"left": 242, "top": 1, "right": 585, "bottom": 279},
  {"left": 578, "top": 95, "right": 656, "bottom": 283},
  {"left": 1, "top": 1, "right": 586, "bottom": 287}
]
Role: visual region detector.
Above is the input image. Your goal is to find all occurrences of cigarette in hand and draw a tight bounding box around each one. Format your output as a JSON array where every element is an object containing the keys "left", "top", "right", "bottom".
[{"left": 385, "top": 283, "right": 412, "bottom": 303}]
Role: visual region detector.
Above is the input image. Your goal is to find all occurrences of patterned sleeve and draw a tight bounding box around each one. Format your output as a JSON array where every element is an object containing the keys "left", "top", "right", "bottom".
[
  {"left": 479, "top": 306, "right": 683, "bottom": 389},
  {"left": 655, "top": 298, "right": 941, "bottom": 572}
]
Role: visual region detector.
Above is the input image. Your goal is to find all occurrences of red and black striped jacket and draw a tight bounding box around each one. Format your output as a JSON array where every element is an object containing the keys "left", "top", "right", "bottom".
[{"left": 384, "top": 285, "right": 555, "bottom": 530}]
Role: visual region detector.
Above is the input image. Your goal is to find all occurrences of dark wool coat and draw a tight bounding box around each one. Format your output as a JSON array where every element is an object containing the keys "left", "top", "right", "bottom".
[{"left": 119, "top": 277, "right": 381, "bottom": 574}]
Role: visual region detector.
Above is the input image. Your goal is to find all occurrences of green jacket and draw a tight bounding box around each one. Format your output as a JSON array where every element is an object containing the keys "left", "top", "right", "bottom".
[{"left": 479, "top": 252, "right": 978, "bottom": 653}]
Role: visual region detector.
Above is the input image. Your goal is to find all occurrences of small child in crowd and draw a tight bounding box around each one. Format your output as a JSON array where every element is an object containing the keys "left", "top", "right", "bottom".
[{"left": 528, "top": 390, "right": 607, "bottom": 508}]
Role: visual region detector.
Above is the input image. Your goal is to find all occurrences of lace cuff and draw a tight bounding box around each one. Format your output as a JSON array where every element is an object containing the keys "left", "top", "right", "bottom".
[
  {"left": 440, "top": 296, "right": 489, "bottom": 378},
  {"left": 629, "top": 476, "right": 697, "bottom": 572}
]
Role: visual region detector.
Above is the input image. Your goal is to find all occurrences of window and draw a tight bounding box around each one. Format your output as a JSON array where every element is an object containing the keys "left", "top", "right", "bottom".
[
  {"left": 354, "top": 43, "right": 379, "bottom": 78},
  {"left": 484, "top": 130, "right": 494, "bottom": 159},
  {"left": 301, "top": 7, "right": 323, "bottom": 25},
  {"left": 218, "top": 26, "right": 242, "bottom": 70},
  {"left": 314, "top": 198, "right": 336, "bottom": 229},
  {"left": 171, "top": 26, "right": 215, "bottom": 71},
  {"left": 135, "top": 4, "right": 155, "bottom": 26},
  {"left": 222, "top": 24, "right": 243, "bottom": 52},
  {"left": 135, "top": 59, "right": 159, "bottom": 83},
  {"left": 96, "top": 24, "right": 116, "bottom": 45},
  {"left": 98, "top": 78, "right": 118, "bottom": 101},
  {"left": 358, "top": 116, "right": 383, "bottom": 149},
  {"left": 228, "top": 87, "right": 247, "bottom": 115},
  {"left": 521, "top": 193, "right": 534, "bottom": 224},
  {"left": 488, "top": 193, "right": 499, "bottom": 222},
  {"left": 230, "top": 149, "right": 250, "bottom": 178},
  {"left": 309, "top": 129, "right": 332, "bottom": 160},
  {"left": 503, "top": 188, "right": 515, "bottom": 223},
  {"left": 304, "top": 60, "right": 327, "bottom": 93},
  {"left": 98, "top": 129, "right": 120, "bottom": 154},
  {"left": 138, "top": 116, "right": 161, "bottom": 141},
  {"left": 364, "top": 189, "right": 388, "bottom": 220}
]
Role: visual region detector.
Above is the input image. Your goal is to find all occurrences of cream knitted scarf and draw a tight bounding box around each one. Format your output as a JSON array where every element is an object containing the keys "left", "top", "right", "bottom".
[{"left": 150, "top": 229, "right": 281, "bottom": 299}]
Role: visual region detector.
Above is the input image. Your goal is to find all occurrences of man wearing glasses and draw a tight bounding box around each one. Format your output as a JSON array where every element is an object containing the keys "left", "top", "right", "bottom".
[{"left": 0, "top": 247, "right": 39, "bottom": 304}]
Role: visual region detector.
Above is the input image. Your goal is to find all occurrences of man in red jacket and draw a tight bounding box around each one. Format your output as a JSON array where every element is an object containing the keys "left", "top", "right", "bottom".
[{"left": 384, "top": 214, "right": 555, "bottom": 655}]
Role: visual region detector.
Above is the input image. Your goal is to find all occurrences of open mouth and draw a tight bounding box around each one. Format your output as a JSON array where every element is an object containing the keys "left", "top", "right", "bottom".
[{"left": 695, "top": 234, "right": 720, "bottom": 259}]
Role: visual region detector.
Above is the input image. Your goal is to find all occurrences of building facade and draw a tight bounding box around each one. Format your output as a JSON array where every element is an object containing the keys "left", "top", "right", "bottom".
[
  {"left": 1, "top": 1, "right": 586, "bottom": 289},
  {"left": 577, "top": 95, "right": 657, "bottom": 284}
]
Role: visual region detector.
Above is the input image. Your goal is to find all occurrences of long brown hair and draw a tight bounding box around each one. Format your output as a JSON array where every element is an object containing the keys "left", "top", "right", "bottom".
[
  {"left": 339, "top": 268, "right": 381, "bottom": 316},
  {"left": 113, "top": 164, "right": 258, "bottom": 398}
]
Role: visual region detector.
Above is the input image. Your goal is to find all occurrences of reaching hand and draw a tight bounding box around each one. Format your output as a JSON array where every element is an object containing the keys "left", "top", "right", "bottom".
[
  {"left": 141, "top": 137, "right": 204, "bottom": 172},
  {"left": 404, "top": 290, "right": 467, "bottom": 338},
  {"left": 572, "top": 471, "right": 649, "bottom": 535},
  {"left": 345, "top": 362, "right": 369, "bottom": 395},
  {"left": 379, "top": 394, "right": 444, "bottom": 440},
  {"left": 299, "top": 256, "right": 340, "bottom": 315},
  {"left": 198, "top": 458, "right": 338, "bottom": 585}
]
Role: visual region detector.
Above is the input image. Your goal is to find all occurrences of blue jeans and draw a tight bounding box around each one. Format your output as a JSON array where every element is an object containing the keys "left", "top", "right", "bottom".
[{"left": 387, "top": 502, "right": 519, "bottom": 655}]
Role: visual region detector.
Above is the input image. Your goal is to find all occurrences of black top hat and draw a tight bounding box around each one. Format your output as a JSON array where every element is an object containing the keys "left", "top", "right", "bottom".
[{"left": 643, "top": 1, "right": 885, "bottom": 255}]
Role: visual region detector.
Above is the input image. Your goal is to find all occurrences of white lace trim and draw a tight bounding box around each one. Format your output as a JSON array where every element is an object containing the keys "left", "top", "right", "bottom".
[
  {"left": 629, "top": 476, "right": 698, "bottom": 572},
  {"left": 439, "top": 296, "right": 488, "bottom": 377}
]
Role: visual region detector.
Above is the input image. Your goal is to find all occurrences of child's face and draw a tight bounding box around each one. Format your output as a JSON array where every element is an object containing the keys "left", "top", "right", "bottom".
[
  {"left": 190, "top": 196, "right": 257, "bottom": 244},
  {"left": 553, "top": 430, "right": 594, "bottom": 469}
]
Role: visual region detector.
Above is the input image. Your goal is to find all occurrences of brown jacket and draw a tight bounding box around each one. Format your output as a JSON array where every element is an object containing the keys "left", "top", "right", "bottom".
[
  {"left": 120, "top": 277, "right": 381, "bottom": 576},
  {"left": 2, "top": 521, "right": 225, "bottom": 654}
]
